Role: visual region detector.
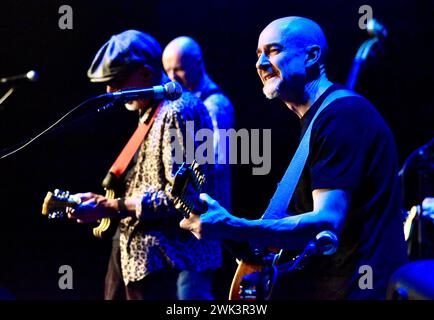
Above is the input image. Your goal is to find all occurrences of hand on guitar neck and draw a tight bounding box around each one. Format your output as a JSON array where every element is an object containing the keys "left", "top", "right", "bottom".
[
  {"left": 173, "top": 162, "right": 279, "bottom": 300},
  {"left": 66, "top": 192, "right": 133, "bottom": 223},
  {"left": 43, "top": 190, "right": 134, "bottom": 223},
  {"left": 41, "top": 189, "right": 136, "bottom": 238},
  {"left": 173, "top": 162, "right": 239, "bottom": 241},
  {"left": 174, "top": 162, "right": 339, "bottom": 300}
]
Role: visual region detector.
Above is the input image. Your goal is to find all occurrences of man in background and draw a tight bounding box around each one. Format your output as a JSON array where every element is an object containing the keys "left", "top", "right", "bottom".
[{"left": 163, "top": 36, "right": 235, "bottom": 211}]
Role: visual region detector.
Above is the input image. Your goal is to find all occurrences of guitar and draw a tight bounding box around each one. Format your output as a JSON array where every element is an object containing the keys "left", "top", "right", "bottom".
[
  {"left": 171, "top": 160, "right": 207, "bottom": 218},
  {"left": 171, "top": 161, "right": 284, "bottom": 300},
  {"left": 41, "top": 188, "right": 116, "bottom": 239},
  {"left": 171, "top": 161, "right": 339, "bottom": 300}
]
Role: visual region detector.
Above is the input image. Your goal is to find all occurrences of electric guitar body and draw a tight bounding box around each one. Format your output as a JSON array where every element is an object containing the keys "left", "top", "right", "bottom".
[
  {"left": 171, "top": 161, "right": 288, "bottom": 300},
  {"left": 229, "top": 261, "right": 264, "bottom": 300}
]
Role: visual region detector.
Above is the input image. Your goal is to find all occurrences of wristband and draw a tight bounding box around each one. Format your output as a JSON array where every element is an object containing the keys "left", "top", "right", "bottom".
[{"left": 116, "top": 197, "right": 129, "bottom": 218}]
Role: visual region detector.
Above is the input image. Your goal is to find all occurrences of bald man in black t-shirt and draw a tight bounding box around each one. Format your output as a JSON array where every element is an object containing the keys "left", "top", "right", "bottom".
[{"left": 180, "top": 16, "right": 408, "bottom": 299}]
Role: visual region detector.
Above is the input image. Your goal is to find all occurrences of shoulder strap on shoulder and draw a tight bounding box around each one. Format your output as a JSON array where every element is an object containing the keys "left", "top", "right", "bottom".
[{"left": 262, "top": 89, "right": 359, "bottom": 220}]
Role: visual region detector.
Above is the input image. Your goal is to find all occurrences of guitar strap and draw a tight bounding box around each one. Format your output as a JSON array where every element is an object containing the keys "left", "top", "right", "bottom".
[
  {"left": 111, "top": 102, "right": 162, "bottom": 178},
  {"left": 262, "top": 89, "right": 359, "bottom": 220},
  {"left": 101, "top": 102, "right": 163, "bottom": 189},
  {"left": 93, "top": 102, "right": 164, "bottom": 238},
  {"left": 230, "top": 89, "right": 361, "bottom": 300}
]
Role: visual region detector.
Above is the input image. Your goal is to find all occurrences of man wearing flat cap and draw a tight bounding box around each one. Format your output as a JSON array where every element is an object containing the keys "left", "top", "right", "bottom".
[{"left": 68, "top": 30, "right": 222, "bottom": 300}]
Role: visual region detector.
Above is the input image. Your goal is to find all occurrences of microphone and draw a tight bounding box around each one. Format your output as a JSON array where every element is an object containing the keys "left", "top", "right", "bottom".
[
  {"left": 0, "top": 70, "right": 39, "bottom": 85},
  {"left": 239, "top": 230, "right": 338, "bottom": 300},
  {"left": 288, "top": 230, "right": 338, "bottom": 272},
  {"left": 307, "top": 230, "right": 339, "bottom": 256},
  {"left": 367, "top": 19, "right": 388, "bottom": 39},
  {"left": 105, "top": 81, "right": 182, "bottom": 102}
]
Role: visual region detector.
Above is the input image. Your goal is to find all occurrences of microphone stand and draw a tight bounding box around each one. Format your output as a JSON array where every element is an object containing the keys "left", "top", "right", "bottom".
[
  {"left": 0, "top": 70, "right": 39, "bottom": 111},
  {"left": 240, "top": 236, "right": 334, "bottom": 300},
  {"left": 346, "top": 19, "right": 387, "bottom": 91},
  {"left": 0, "top": 86, "right": 15, "bottom": 112},
  {"left": 346, "top": 37, "right": 380, "bottom": 90}
]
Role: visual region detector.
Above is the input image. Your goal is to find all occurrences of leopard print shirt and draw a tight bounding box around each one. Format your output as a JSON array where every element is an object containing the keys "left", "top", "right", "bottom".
[{"left": 119, "top": 92, "right": 222, "bottom": 285}]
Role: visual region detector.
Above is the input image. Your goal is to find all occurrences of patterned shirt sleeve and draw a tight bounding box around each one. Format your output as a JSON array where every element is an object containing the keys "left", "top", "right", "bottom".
[{"left": 136, "top": 107, "right": 186, "bottom": 221}]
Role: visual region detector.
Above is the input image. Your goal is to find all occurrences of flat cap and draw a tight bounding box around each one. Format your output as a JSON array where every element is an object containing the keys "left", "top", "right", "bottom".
[{"left": 87, "top": 30, "right": 162, "bottom": 83}]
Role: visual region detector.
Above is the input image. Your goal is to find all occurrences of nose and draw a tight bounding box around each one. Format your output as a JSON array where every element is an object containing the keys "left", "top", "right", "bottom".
[
  {"left": 106, "top": 85, "right": 117, "bottom": 93},
  {"left": 166, "top": 70, "right": 175, "bottom": 81},
  {"left": 256, "top": 52, "right": 270, "bottom": 71}
]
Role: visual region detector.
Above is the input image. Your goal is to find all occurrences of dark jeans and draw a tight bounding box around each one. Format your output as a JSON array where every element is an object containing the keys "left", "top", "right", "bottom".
[{"left": 104, "top": 242, "right": 215, "bottom": 300}]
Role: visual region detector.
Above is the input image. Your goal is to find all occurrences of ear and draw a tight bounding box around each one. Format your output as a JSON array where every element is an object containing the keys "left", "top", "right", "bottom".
[{"left": 305, "top": 45, "right": 321, "bottom": 68}]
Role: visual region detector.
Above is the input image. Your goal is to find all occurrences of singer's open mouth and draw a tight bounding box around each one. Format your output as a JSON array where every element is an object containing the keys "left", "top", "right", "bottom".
[{"left": 263, "top": 73, "right": 276, "bottom": 82}]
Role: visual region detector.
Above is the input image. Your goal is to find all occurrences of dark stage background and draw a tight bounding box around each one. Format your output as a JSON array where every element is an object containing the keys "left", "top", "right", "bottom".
[{"left": 0, "top": 0, "right": 432, "bottom": 299}]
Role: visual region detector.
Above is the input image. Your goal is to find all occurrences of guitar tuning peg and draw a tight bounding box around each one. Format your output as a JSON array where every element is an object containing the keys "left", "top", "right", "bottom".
[
  {"left": 192, "top": 161, "right": 199, "bottom": 170},
  {"left": 193, "top": 169, "right": 201, "bottom": 178},
  {"left": 174, "top": 202, "right": 181, "bottom": 210}
]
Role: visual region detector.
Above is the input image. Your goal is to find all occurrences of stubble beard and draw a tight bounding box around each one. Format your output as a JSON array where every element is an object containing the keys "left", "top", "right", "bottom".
[{"left": 262, "top": 77, "right": 281, "bottom": 100}]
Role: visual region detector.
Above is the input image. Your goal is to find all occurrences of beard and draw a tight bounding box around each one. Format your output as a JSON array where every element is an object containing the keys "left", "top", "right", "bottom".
[{"left": 262, "top": 77, "right": 282, "bottom": 100}]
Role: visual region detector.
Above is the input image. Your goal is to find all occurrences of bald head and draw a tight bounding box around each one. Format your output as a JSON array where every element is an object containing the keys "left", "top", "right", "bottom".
[
  {"left": 164, "top": 36, "right": 202, "bottom": 60},
  {"left": 256, "top": 17, "right": 331, "bottom": 104},
  {"left": 162, "top": 36, "right": 204, "bottom": 91},
  {"left": 259, "top": 17, "right": 328, "bottom": 64}
]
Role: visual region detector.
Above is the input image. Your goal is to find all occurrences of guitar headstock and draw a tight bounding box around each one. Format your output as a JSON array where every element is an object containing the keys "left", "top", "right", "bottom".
[
  {"left": 172, "top": 161, "right": 207, "bottom": 218},
  {"left": 41, "top": 189, "right": 81, "bottom": 219}
]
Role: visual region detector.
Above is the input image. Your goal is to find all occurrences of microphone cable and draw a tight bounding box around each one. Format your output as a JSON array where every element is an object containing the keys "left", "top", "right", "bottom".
[
  {"left": 0, "top": 81, "right": 181, "bottom": 159},
  {"left": 0, "top": 93, "right": 109, "bottom": 160}
]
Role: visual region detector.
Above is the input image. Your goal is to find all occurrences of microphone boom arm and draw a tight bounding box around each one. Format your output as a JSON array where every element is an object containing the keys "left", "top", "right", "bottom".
[{"left": 0, "top": 87, "right": 15, "bottom": 111}]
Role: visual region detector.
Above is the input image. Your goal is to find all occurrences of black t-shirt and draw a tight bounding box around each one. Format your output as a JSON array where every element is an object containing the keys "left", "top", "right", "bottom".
[{"left": 283, "top": 84, "right": 408, "bottom": 299}]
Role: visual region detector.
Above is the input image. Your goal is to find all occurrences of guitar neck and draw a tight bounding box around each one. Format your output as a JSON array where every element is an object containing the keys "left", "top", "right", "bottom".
[{"left": 41, "top": 190, "right": 80, "bottom": 219}]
